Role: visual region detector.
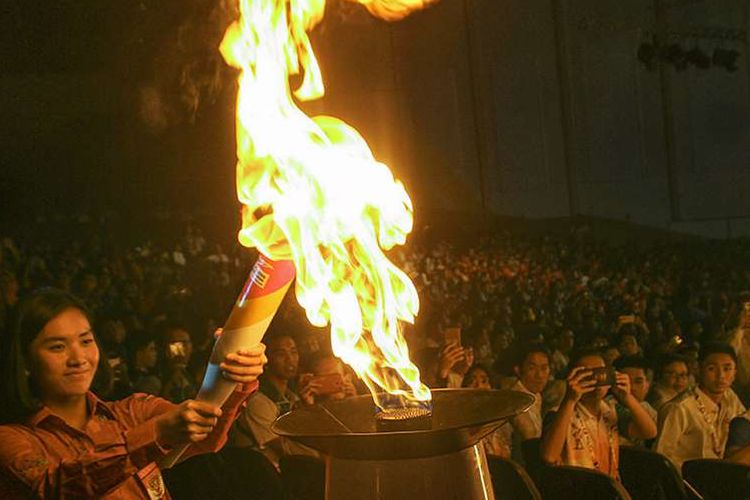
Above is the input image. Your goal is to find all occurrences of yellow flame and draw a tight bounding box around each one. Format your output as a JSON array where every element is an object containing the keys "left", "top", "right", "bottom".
[{"left": 221, "top": 0, "right": 435, "bottom": 406}]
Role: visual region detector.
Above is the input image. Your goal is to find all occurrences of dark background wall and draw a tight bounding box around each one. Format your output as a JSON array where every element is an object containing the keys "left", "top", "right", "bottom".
[{"left": 1, "top": 0, "right": 749, "bottom": 237}]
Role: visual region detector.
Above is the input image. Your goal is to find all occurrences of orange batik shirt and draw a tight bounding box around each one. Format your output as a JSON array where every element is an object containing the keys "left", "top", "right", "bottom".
[{"left": 0, "top": 384, "right": 256, "bottom": 499}]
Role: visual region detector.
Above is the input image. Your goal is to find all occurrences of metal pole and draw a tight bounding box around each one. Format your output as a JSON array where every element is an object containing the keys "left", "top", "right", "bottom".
[
  {"left": 461, "top": 0, "right": 489, "bottom": 215},
  {"left": 551, "top": 0, "right": 579, "bottom": 217},
  {"left": 654, "top": 0, "right": 683, "bottom": 221}
]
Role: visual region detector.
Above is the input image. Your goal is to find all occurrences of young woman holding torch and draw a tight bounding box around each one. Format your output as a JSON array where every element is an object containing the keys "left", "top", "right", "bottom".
[{"left": 0, "top": 282, "right": 279, "bottom": 499}]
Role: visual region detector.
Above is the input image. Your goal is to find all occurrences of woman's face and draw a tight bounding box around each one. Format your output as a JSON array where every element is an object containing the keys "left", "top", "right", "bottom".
[
  {"left": 465, "top": 369, "right": 491, "bottom": 390},
  {"left": 29, "top": 308, "right": 99, "bottom": 402},
  {"left": 138, "top": 341, "right": 158, "bottom": 369}
]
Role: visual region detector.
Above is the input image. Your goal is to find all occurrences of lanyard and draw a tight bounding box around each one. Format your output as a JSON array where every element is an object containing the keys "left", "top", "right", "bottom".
[
  {"left": 573, "top": 404, "right": 617, "bottom": 476},
  {"left": 694, "top": 390, "right": 724, "bottom": 456}
]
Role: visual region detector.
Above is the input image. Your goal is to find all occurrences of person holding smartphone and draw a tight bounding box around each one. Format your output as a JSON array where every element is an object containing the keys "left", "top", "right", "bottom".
[
  {"left": 496, "top": 344, "right": 552, "bottom": 463},
  {"left": 229, "top": 332, "right": 318, "bottom": 468},
  {"left": 159, "top": 325, "right": 197, "bottom": 404},
  {"left": 653, "top": 342, "right": 745, "bottom": 470},
  {"left": 298, "top": 353, "right": 358, "bottom": 405},
  {"left": 540, "top": 348, "right": 657, "bottom": 478},
  {"left": 0, "top": 288, "right": 266, "bottom": 498}
]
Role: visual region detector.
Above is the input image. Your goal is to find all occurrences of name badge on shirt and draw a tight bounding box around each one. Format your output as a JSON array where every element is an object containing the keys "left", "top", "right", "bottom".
[{"left": 137, "top": 462, "right": 166, "bottom": 500}]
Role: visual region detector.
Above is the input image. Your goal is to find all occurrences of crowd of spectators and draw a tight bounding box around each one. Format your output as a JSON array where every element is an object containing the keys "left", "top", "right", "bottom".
[{"left": 3, "top": 213, "right": 750, "bottom": 497}]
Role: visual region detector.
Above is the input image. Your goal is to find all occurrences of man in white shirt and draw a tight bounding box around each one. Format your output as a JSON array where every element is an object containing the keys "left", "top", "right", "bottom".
[
  {"left": 229, "top": 332, "right": 317, "bottom": 467},
  {"left": 497, "top": 344, "right": 551, "bottom": 462},
  {"left": 654, "top": 342, "right": 746, "bottom": 470}
]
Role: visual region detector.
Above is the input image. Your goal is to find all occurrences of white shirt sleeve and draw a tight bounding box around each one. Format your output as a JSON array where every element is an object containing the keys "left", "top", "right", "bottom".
[{"left": 654, "top": 401, "right": 688, "bottom": 468}]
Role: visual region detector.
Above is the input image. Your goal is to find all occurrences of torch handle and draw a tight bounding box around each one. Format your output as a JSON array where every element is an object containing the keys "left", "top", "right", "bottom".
[{"left": 158, "top": 255, "right": 295, "bottom": 469}]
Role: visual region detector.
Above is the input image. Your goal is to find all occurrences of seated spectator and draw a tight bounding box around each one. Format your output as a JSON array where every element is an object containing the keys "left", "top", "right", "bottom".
[
  {"left": 413, "top": 342, "right": 471, "bottom": 389},
  {"left": 496, "top": 344, "right": 552, "bottom": 463},
  {"left": 229, "top": 332, "right": 317, "bottom": 468},
  {"left": 617, "top": 331, "right": 642, "bottom": 358},
  {"left": 648, "top": 353, "right": 690, "bottom": 411},
  {"left": 540, "top": 348, "right": 656, "bottom": 478},
  {"left": 678, "top": 343, "right": 701, "bottom": 388},
  {"left": 159, "top": 324, "right": 197, "bottom": 403},
  {"left": 129, "top": 331, "right": 162, "bottom": 395},
  {"left": 550, "top": 328, "right": 575, "bottom": 378},
  {"left": 462, "top": 364, "right": 508, "bottom": 456},
  {"left": 654, "top": 342, "right": 746, "bottom": 469},
  {"left": 602, "top": 345, "right": 621, "bottom": 367},
  {"left": 98, "top": 316, "right": 132, "bottom": 399},
  {"left": 298, "top": 353, "right": 358, "bottom": 404},
  {"left": 462, "top": 364, "right": 492, "bottom": 390},
  {"left": 613, "top": 356, "right": 657, "bottom": 447}
]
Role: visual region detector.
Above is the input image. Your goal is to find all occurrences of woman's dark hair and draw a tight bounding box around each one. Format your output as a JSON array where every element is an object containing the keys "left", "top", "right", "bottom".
[
  {"left": 461, "top": 364, "right": 492, "bottom": 388},
  {"left": 0, "top": 288, "right": 92, "bottom": 423},
  {"left": 654, "top": 353, "right": 689, "bottom": 380}
]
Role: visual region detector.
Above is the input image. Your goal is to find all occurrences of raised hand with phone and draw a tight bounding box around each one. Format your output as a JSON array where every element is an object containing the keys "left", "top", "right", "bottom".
[
  {"left": 438, "top": 326, "right": 472, "bottom": 383},
  {"left": 298, "top": 354, "right": 358, "bottom": 405},
  {"left": 540, "top": 350, "right": 657, "bottom": 475}
]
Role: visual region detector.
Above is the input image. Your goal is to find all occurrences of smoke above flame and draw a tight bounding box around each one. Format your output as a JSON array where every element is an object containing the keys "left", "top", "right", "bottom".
[{"left": 220, "top": 0, "right": 436, "bottom": 407}]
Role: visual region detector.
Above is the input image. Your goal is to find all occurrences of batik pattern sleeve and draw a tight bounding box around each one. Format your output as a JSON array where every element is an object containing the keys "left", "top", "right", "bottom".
[
  {"left": 0, "top": 425, "right": 137, "bottom": 498},
  {"left": 111, "top": 393, "right": 178, "bottom": 468}
]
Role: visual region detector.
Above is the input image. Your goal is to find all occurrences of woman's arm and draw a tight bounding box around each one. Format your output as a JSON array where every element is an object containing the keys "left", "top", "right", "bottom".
[{"left": 0, "top": 426, "right": 141, "bottom": 498}]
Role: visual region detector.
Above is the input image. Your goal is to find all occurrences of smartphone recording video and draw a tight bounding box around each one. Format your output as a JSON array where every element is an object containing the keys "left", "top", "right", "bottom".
[
  {"left": 312, "top": 373, "right": 345, "bottom": 395},
  {"left": 587, "top": 367, "right": 616, "bottom": 387},
  {"left": 618, "top": 315, "right": 636, "bottom": 325}
]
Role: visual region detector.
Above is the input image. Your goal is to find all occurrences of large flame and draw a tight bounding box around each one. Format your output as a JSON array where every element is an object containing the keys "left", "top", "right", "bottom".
[{"left": 220, "top": 0, "right": 435, "bottom": 407}]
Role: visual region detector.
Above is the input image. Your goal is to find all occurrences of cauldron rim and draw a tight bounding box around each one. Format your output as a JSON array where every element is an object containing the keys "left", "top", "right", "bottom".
[{"left": 271, "top": 388, "right": 534, "bottom": 459}]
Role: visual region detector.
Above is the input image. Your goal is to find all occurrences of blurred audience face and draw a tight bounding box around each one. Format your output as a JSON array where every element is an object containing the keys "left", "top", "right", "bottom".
[
  {"left": 135, "top": 340, "right": 158, "bottom": 370},
  {"left": 311, "top": 355, "right": 354, "bottom": 401},
  {"left": 558, "top": 329, "right": 575, "bottom": 353},
  {"left": 515, "top": 351, "right": 550, "bottom": 394},
  {"left": 618, "top": 334, "right": 640, "bottom": 356},
  {"left": 266, "top": 335, "right": 300, "bottom": 381},
  {"left": 603, "top": 347, "right": 620, "bottom": 366},
  {"left": 493, "top": 329, "right": 513, "bottom": 352},
  {"left": 463, "top": 366, "right": 491, "bottom": 389},
  {"left": 622, "top": 366, "right": 650, "bottom": 402},
  {"left": 0, "top": 271, "right": 18, "bottom": 306},
  {"left": 660, "top": 360, "right": 689, "bottom": 393},
  {"left": 101, "top": 319, "right": 127, "bottom": 345}
]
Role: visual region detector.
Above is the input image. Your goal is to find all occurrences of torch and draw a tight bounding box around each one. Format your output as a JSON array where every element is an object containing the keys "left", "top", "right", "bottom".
[{"left": 158, "top": 254, "right": 295, "bottom": 468}]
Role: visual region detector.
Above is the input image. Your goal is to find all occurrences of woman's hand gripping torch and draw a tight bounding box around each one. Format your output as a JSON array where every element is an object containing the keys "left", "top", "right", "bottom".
[{"left": 159, "top": 254, "right": 295, "bottom": 468}]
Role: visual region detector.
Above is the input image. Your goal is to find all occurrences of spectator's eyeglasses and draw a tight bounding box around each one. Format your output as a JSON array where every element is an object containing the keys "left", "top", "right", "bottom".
[{"left": 663, "top": 371, "right": 688, "bottom": 379}]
